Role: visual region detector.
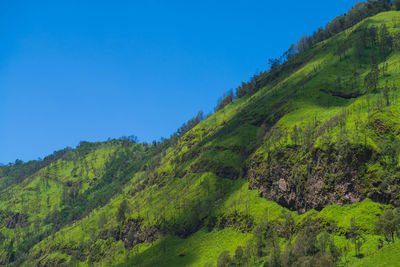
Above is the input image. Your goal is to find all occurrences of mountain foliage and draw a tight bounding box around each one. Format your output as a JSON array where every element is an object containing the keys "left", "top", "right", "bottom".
[{"left": 3, "top": 1, "right": 400, "bottom": 266}]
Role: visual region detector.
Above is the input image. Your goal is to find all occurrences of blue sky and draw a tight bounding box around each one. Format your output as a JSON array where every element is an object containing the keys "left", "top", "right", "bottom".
[{"left": 0, "top": 0, "right": 360, "bottom": 163}]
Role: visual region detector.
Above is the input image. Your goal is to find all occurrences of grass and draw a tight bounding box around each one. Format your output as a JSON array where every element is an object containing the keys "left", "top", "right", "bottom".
[
  {"left": 119, "top": 228, "right": 251, "bottom": 267},
  {"left": 351, "top": 241, "right": 400, "bottom": 266}
]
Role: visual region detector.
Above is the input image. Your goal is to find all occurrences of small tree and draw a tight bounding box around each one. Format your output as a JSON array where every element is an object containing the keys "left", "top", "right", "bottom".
[
  {"left": 270, "top": 243, "right": 282, "bottom": 267},
  {"left": 303, "top": 123, "right": 315, "bottom": 151},
  {"left": 354, "top": 37, "right": 364, "bottom": 64},
  {"left": 257, "top": 123, "right": 268, "bottom": 143},
  {"left": 394, "top": 32, "right": 400, "bottom": 52},
  {"left": 337, "top": 42, "right": 348, "bottom": 60},
  {"left": 236, "top": 77, "right": 257, "bottom": 98},
  {"left": 329, "top": 237, "right": 341, "bottom": 262},
  {"left": 368, "top": 26, "right": 378, "bottom": 48},
  {"left": 292, "top": 125, "right": 299, "bottom": 145},
  {"left": 297, "top": 35, "right": 311, "bottom": 53},
  {"left": 284, "top": 44, "right": 297, "bottom": 61},
  {"left": 253, "top": 217, "right": 269, "bottom": 257},
  {"left": 97, "top": 212, "right": 107, "bottom": 229},
  {"left": 116, "top": 199, "right": 128, "bottom": 223},
  {"left": 233, "top": 246, "right": 246, "bottom": 266},
  {"left": 268, "top": 58, "right": 281, "bottom": 71},
  {"left": 375, "top": 209, "right": 400, "bottom": 243},
  {"left": 364, "top": 64, "right": 379, "bottom": 92},
  {"left": 217, "top": 251, "right": 232, "bottom": 267},
  {"left": 292, "top": 224, "right": 319, "bottom": 257},
  {"left": 383, "top": 80, "right": 390, "bottom": 106},
  {"left": 214, "top": 90, "right": 234, "bottom": 112},
  {"left": 282, "top": 211, "right": 295, "bottom": 239},
  {"left": 318, "top": 231, "right": 330, "bottom": 253},
  {"left": 347, "top": 217, "right": 362, "bottom": 257},
  {"left": 379, "top": 24, "right": 392, "bottom": 58}
]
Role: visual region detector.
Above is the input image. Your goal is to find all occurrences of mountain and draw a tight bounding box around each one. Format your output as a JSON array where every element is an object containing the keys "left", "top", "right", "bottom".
[{"left": 3, "top": 3, "right": 400, "bottom": 267}]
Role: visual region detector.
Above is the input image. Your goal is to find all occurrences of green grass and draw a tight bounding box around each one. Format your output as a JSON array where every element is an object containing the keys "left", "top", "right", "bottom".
[
  {"left": 119, "top": 228, "right": 251, "bottom": 267},
  {"left": 351, "top": 241, "right": 400, "bottom": 266}
]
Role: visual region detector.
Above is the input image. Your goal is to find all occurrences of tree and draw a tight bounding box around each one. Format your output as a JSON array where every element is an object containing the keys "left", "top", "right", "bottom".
[
  {"left": 383, "top": 80, "right": 390, "bottom": 106},
  {"left": 329, "top": 237, "right": 341, "bottom": 262},
  {"left": 367, "top": 0, "right": 391, "bottom": 14},
  {"left": 233, "top": 246, "right": 246, "bottom": 266},
  {"left": 176, "top": 111, "right": 204, "bottom": 137},
  {"left": 352, "top": 71, "right": 360, "bottom": 90},
  {"left": 375, "top": 209, "right": 400, "bottom": 243},
  {"left": 335, "top": 76, "right": 342, "bottom": 91},
  {"left": 282, "top": 211, "right": 295, "bottom": 239},
  {"left": 303, "top": 123, "right": 315, "bottom": 151},
  {"left": 217, "top": 250, "right": 232, "bottom": 267},
  {"left": 291, "top": 125, "right": 298, "bottom": 145},
  {"left": 215, "top": 90, "right": 234, "bottom": 112},
  {"left": 257, "top": 123, "right": 268, "bottom": 143},
  {"left": 297, "top": 35, "right": 311, "bottom": 52},
  {"left": 318, "top": 231, "right": 330, "bottom": 253},
  {"left": 268, "top": 58, "right": 281, "bottom": 71},
  {"left": 347, "top": 217, "right": 362, "bottom": 257},
  {"left": 364, "top": 64, "right": 379, "bottom": 92},
  {"left": 97, "top": 212, "right": 107, "bottom": 229},
  {"left": 236, "top": 76, "right": 257, "bottom": 98},
  {"left": 253, "top": 217, "right": 269, "bottom": 257},
  {"left": 270, "top": 244, "right": 282, "bottom": 267},
  {"left": 379, "top": 24, "right": 392, "bottom": 58},
  {"left": 368, "top": 26, "right": 378, "bottom": 48},
  {"left": 354, "top": 37, "right": 365, "bottom": 64},
  {"left": 393, "top": 32, "right": 400, "bottom": 51},
  {"left": 116, "top": 199, "right": 128, "bottom": 223},
  {"left": 337, "top": 42, "right": 348, "bottom": 60},
  {"left": 253, "top": 208, "right": 277, "bottom": 258},
  {"left": 284, "top": 44, "right": 297, "bottom": 61},
  {"left": 14, "top": 159, "right": 23, "bottom": 166}
]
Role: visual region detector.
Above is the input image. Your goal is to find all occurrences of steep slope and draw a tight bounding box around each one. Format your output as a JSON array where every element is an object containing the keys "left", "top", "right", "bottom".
[
  {"left": 248, "top": 11, "right": 400, "bottom": 212},
  {"left": 2, "top": 8, "right": 400, "bottom": 267},
  {"left": 0, "top": 140, "right": 161, "bottom": 265}
]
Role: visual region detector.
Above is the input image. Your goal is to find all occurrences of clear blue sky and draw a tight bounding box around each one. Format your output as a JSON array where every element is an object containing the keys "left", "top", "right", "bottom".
[{"left": 0, "top": 0, "right": 360, "bottom": 163}]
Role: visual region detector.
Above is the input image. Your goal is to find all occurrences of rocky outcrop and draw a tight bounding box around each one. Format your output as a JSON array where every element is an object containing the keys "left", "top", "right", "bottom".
[
  {"left": 99, "top": 218, "right": 161, "bottom": 249},
  {"left": 248, "top": 144, "right": 374, "bottom": 213}
]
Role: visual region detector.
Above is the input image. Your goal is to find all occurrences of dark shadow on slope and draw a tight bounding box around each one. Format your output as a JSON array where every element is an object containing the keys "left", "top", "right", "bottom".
[
  {"left": 321, "top": 89, "right": 364, "bottom": 99},
  {"left": 117, "top": 235, "right": 198, "bottom": 267}
]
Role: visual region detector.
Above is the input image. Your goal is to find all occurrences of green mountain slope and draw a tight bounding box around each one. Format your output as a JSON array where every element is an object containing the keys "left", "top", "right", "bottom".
[{"left": 3, "top": 6, "right": 400, "bottom": 267}]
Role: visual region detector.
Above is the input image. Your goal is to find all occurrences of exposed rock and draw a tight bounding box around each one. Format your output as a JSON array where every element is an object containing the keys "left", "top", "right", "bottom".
[
  {"left": 99, "top": 218, "right": 161, "bottom": 249},
  {"left": 278, "top": 178, "right": 287, "bottom": 191},
  {"left": 248, "top": 144, "right": 373, "bottom": 213}
]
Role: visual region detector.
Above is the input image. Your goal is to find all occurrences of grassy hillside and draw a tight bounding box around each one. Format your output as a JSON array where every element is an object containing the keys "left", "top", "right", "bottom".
[{"left": 3, "top": 7, "right": 400, "bottom": 267}]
